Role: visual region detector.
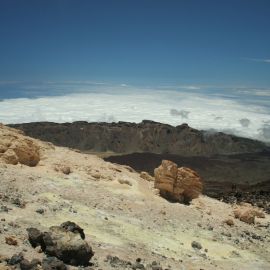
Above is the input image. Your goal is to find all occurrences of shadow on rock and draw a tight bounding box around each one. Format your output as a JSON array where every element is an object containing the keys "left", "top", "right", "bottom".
[{"left": 27, "top": 221, "right": 94, "bottom": 266}]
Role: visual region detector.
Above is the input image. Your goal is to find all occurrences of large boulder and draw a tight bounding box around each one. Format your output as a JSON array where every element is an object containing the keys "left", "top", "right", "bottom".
[
  {"left": 27, "top": 222, "right": 93, "bottom": 266},
  {"left": 154, "top": 160, "right": 203, "bottom": 203},
  {"left": 0, "top": 124, "right": 40, "bottom": 166}
]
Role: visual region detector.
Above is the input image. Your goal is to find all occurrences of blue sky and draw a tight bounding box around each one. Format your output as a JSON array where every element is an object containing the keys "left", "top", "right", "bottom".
[
  {"left": 0, "top": 0, "right": 269, "bottom": 89},
  {"left": 0, "top": 1, "right": 270, "bottom": 141}
]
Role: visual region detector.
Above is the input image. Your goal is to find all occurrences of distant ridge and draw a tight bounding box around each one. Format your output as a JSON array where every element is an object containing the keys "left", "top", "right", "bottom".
[{"left": 9, "top": 120, "right": 267, "bottom": 156}]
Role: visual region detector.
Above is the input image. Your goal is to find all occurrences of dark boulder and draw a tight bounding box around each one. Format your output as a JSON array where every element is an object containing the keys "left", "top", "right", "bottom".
[
  {"left": 27, "top": 222, "right": 93, "bottom": 266},
  {"left": 27, "top": 227, "right": 45, "bottom": 249},
  {"left": 60, "top": 221, "right": 85, "bottom": 240},
  {"left": 42, "top": 257, "right": 67, "bottom": 270},
  {"left": 8, "top": 253, "right": 23, "bottom": 265},
  {"left": 20, "top": 259, "right": 41, "bottom": 270}
]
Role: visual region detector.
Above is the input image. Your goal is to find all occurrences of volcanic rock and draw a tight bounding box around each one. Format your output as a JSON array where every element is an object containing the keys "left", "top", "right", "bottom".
[
  {"left": 0, "top": 124, "right": 40, "bottom": 166},
  {"left": 20, "top": 258, "right": 41, "bottom": 270},
  {"left": 55, "top": 165, "right": 71, "bottom": 175},
  {"left": 27, "top": 222, "right": 93, "bottom": 266},
  {"left": 233, "top": 204, "right": 265, "bottom": 224},
  {"left": 154, "top": 160, "right": 203, "bottom": 203},
  {"left": 140, "top": 171, "right": 154, "bottom": 182},
  {"left": 27, "top": 228, "right": 45, "bottom": 248},
  {"left": 60, "top": 221, "right": 85, "bottom": 240},
  {"left": 41, "top": 257, "right": 67, "bottom": 270},
  {"left": 224, "top": 219, "right": 234, "bottom": 226},
  {"left": 5, "top": 236, "right": 18, "bottom": 246},
  {"left": 8, "top": 253, "right": 23, "bottom": 265},
  {"left": 191, "top": 241, "right": 202, "bottom": 250},
  {"left": 9, "top": 121, "right": 267, "bottom": 156}
]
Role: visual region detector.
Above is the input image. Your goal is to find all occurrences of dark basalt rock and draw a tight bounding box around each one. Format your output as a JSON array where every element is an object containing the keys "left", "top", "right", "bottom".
[
  {"left": 191, "top": 241, "right": 202, "bottom": 250},
  {"left": 27, "top": 227, "right": 45, "bottom": 249},
  {"left": 42, "top": 257, "right": 67, "bottom": 270},
  {"left": 8, "top": 253, "right": 24, "bottom": 265},
  {"left": 60, "top": 221, "right": 85, "bottom": 240},
  {"left": 221, "top": 191, "right": 270, "bottom": 214},
  {"left": 20, "top": 259, "right": 41, "bottom": 270},
  {"left": 27, "top": 222, "right": 94, "bottom": 266}
]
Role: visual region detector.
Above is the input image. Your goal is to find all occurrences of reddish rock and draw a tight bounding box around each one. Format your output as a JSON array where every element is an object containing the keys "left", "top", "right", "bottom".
[
  {"left": 0, "top": 124, "right": 40, "bottom": 166},
  {"left": 224, "top": 219, "right": 234, "bottom": 226},
  {"left": 233, "top": 203, "right": 265, "bottom": 224},
  {"left": 5, "top": 236, "right": 18, "bottom": 246},
  {"left": 154, "top": 160, "right": 203, "bottom": 203}
]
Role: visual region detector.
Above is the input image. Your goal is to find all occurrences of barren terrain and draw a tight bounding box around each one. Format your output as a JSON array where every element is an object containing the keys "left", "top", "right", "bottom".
[{"left": 0, "top": 125, "right": 270, "bottom": 269}]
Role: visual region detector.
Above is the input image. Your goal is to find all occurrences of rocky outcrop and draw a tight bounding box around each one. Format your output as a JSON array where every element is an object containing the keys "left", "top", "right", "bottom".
[
  {"left": 154, "top": 160, "right": 203, "bottom": 203},
  {"left": 0, "top": 124, "right": 40, "bottom": 166},
  {"left": 9, "top": 121, "right": 267, "bottom": 156},
  {"left": 27, "top": 222, "right": 93, "bottom": 266}
]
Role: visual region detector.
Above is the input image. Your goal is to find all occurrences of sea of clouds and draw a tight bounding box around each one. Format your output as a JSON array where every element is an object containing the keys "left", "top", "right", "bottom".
[{"left": 0, "top": 84, "right": 270, "bottom": 142}]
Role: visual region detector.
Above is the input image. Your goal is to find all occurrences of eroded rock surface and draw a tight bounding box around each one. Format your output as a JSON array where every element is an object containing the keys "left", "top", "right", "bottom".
[
  {"left": 0, "top": 124, "right": 40, "bottom": 166},
  {"left": 10, "top": 121, "right": 267, "bottom": 156},
  {"left": 154, "top": 160, "right": 203, "bottom": 203},
  {"left": 27, "top": 222, "right": 93, "bottom": 266},
  {"left": 233, "top": 203, "right": 265, "bottom": 224}
]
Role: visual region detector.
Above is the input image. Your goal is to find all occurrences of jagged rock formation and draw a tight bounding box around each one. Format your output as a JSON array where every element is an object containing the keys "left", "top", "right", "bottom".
[
  {"left": 154, "top": 160, "right": 203, "bottom": 203},
  {"left": 9, "top": 121, "right": 267, "bottom": 156},
  {"left": 0, "top": 124, "right": 40, "bottom": 166}
]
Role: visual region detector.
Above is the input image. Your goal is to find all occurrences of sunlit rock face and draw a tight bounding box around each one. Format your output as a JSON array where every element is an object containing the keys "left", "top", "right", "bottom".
[
  {"left": 9, "top": 121, "right": 267, "bottom": 156},
  {"left": 154, "top": 160, "right": 203, "bottom": 203},
  {"left": 0, "top": 124, "right": 40, "bottom": 166}
]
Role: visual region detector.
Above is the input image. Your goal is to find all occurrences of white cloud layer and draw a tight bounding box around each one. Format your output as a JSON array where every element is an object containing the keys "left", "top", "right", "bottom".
[{"left": 0, "top": 88, "right": 270, "bottom": 142}]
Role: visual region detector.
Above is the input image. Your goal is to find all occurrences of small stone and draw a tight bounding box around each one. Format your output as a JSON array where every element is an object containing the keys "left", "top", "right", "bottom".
[
  {"left": 61, "top": 166, "right": 71, "bottom": 175},
  {"left": 132, "top": 262, "right": 145, "bottom": 269},
  {"left": 224, "top": 219, "right": 234, "bottom": 226},
  {"left": 140, "top": 171, "right": 154, "bottom": 182},
  {"left": 35, "top": 246, "right": 43, "bottom": 253},
  {"left": 36, "top": 208, "right": 45, "bottom": 214},
  {"left": 8, "top": 253, "right": 24, "bottom": 265},
  {"left": 5, "top": 236, "right": 18, "bottom": 246},
  {"left": 42, "top": 257, "right": 66, "bottom": 270},
  {"left": 151, "top": 261, "right": 163, "bottom": 270},
  {"left": 191, "top": 241, "right": 202, "bottom": 250}
]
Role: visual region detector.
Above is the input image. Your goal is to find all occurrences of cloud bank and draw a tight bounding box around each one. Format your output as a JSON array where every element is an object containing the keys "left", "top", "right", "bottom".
[{"left": 0, "top": 87, "right": 269, "bottom": 142}]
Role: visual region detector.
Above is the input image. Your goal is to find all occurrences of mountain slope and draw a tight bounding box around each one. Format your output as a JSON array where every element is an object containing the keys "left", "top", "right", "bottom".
[
  {"left": 1, "top": 124, "right": 270, "bottom": 269},
  {"left": 9, "top": 121, "right": 267, "bottom": 156}
]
